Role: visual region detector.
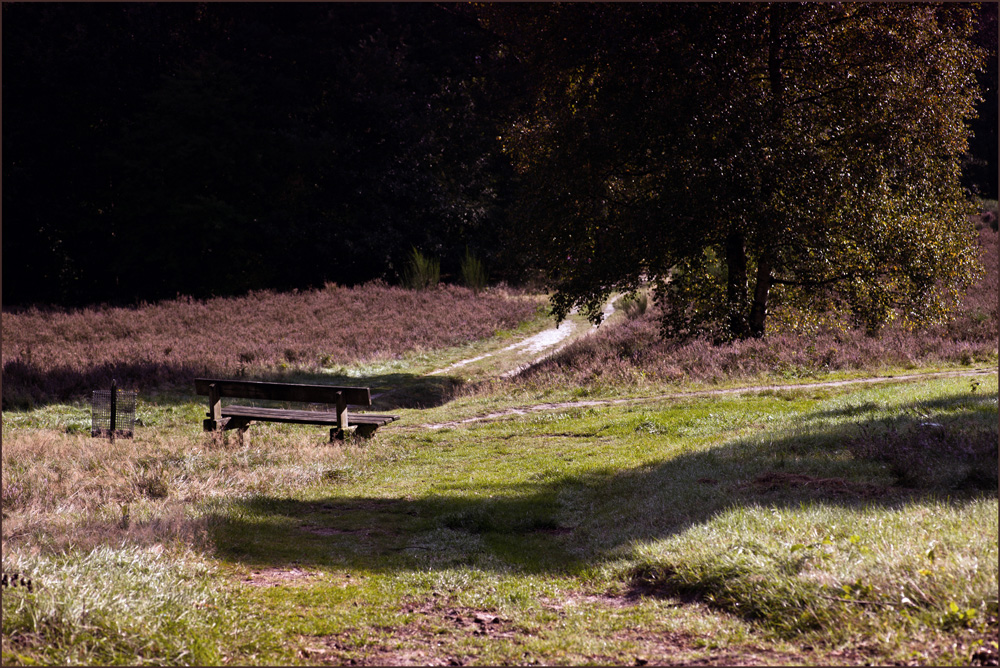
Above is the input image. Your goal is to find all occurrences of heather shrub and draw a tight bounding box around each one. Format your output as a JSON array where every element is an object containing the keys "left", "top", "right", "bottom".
[
  {"left": 510, "top": 227, "right": 997, "bottom": 389},
  {"left": 402, "top": 247, "right": 440, "bottom": 290},
  {"left": 2, "top": 282, "right": 542, "bottom": 407}
]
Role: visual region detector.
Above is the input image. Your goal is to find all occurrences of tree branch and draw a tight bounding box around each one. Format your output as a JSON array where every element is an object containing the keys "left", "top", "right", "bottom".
[{"left": 771, "top": 272, "right": 857, "bottom": 287}]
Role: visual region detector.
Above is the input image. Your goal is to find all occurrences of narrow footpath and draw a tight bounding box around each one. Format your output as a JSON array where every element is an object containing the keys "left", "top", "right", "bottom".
[
  {"left": 426, "top": 300, "right": 617, "bottom": 380},
  {"left": 411, "top": 367, "right": 997, "bottom": 431}
]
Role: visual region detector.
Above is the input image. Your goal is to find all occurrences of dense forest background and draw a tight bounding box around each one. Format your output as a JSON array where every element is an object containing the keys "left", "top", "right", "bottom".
[{"left": 3, "top": 2, "right": 996, "bottom": 308}]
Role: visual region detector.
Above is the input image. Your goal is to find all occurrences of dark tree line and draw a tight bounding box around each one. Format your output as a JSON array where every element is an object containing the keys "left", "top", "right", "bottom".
[
  {"left": 3, "top": 3, "right": 524, "bottom": 306},
  {"left": 3, "top": 3, "right": 996, "bottom": 326}
]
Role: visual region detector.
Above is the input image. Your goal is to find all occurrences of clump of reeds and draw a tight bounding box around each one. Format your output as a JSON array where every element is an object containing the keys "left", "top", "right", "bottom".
[{"left": 402, "top": 247, "right": 440, "bottom": 290}]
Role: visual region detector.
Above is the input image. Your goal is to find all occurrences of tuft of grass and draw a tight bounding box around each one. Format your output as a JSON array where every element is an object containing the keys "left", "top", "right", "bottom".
[
  {"left": 629, "top": 499, "right": 998, "bottom": 640},
  {"left": 459, "top": 247, "right": 488, "bottom": 294},
  {"left": 402, "top": 247, "right": 441, "bottom": 291},
  {"left": 618, "top": 290, "right": 649, "bottom": 320},
  {"left": 1, "top": 545, "right": 249, "bottom": 666},
  {"left": 849, "top": 420, "right": 998, "bottom": 490}
]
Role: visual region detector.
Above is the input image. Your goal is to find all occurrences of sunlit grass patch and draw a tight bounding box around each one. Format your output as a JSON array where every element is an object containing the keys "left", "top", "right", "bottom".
[
  {"left": 629, "top": 499, "right": 998, "bottom": 641},
  {"left": 1, "top": 545, "right": 246, "bottom": 666},
  {"left": 1, "top": 360, "right": 995, "bottom": 664}
]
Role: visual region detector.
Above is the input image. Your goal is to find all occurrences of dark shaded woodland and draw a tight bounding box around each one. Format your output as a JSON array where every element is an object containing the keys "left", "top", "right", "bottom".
[{"left": 3, "top": 3, "right": 995, "bottom": 309}]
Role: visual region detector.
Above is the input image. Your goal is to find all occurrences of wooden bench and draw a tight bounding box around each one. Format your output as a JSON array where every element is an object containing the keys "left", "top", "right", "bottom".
[{"left": 194, "top": 378, "right": 398, "bottom": 442}]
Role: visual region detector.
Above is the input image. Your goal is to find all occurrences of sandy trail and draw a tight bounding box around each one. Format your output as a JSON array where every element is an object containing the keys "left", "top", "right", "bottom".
[
  {"left": 428, "top": 300, "right": 616, "bottom": 379},
  {"left": 410, "top": 367, "right": 996, "bottom": 430}
]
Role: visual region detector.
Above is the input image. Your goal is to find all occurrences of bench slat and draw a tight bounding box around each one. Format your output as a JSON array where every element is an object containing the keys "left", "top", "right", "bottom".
[
  {"left": 195, "top": 378, "right": 370, "bottom": 406},
  {"left": 222, "top": 405, "right": 397, "bottom": 426}
]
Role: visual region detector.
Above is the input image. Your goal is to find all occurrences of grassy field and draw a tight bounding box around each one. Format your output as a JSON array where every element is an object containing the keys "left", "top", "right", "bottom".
[
  {"left": 2, "top": 366, "right": 996, "bottom": 665},
  {"left": 2, "top": 227, "right": 997, "bottom": 666}
]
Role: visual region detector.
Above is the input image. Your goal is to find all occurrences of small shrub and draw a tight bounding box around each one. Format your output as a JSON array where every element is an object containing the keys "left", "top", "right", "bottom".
[
  {"left": 459, "top": 247, "right": 488, "bottom": 294},
  {"left": 137, "top": 472, "right": 170, "bottom": 500},
  {"left": 620, "top": 291, "right": 648, "bottom": 320},
  {"left": 403, "top": 247, "right": 440, "bottom": 291},
  {"left": 979, "top": 199, "right": 998, "bottom": 232}
]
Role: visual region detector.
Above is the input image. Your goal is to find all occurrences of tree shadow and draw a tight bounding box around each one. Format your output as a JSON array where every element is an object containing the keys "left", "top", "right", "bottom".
[
  {"left": 203, "top": 392, "right": 997, "bottom": 577},
  {"left": 803, "top": 391, "right": 997, "bottom": 421},
  {"left": 276, "top": 369, "right": 462, "bottom": 411},
  {"left": 1, "top": 359, "right": 462, "bottom": 412}
]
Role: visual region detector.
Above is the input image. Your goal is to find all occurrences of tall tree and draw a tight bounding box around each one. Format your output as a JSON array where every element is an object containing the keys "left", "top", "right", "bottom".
[{"left": 490, "top": 3, "right": 985, "bottom": 339}]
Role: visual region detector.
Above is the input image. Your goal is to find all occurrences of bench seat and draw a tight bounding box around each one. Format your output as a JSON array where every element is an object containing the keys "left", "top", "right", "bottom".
[{"left": 220, "top": 405, "right": 398, "bottom": 428}]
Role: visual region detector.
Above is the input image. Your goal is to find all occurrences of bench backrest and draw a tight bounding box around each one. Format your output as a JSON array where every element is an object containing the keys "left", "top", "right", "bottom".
[{"left": 194, "top": 378, "right": 371, "bottom": 406}]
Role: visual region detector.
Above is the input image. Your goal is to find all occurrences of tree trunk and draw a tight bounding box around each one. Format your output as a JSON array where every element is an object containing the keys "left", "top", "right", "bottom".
[
  {"left": 743, "top": 5, "right": 783, "bottom": 340},
  {"left": 749, "top": 253, "right": 773, "bottom": 338},
  {"left": 725, "top": 229, "right": 750, "bottom": 339}
]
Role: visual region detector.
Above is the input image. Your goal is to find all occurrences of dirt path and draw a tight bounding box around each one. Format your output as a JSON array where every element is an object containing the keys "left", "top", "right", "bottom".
[
  {"left": 426, "top": 300, "right": 616, "bottom": 380},
  {"left": 412, "top": 367, "right": 996, "bottom": 430}
]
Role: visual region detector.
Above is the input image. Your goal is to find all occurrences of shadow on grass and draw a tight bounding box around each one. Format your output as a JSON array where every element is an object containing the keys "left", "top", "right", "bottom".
[
  {"left": 803, "top": 390, "right": 998, "bottom": 421},
  {"left": 1, "top": 359, "right": 462, "bottom": 412},
  {"left": 204, "top": 392, "right": 998, "bottom": 577}
]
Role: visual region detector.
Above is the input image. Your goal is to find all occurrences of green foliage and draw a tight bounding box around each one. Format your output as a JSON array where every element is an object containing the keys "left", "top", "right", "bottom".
[
  {"left": 403, "top": 247, "right": 441, "bottom": 291},
  {"left": 491, "top": 4, "right": 986, "bottom": 340},
  {"left": 460, "top": 247, "right": 489, "bottom": 293}
]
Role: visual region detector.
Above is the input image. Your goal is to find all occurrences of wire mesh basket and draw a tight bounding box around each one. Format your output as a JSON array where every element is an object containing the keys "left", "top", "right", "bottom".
[{"left": 92, "top": 381, "right": 136, "bottom": 439}]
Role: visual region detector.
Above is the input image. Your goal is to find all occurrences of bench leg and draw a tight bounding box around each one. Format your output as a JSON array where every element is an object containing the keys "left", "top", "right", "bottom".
[
  {"left": 330, "top": 425, "right": 374, "bottom": 442},
  {"left": 204, "top": 417, "right": 230, "bottom": 447},
  {"left": 222, "top": 418, "right": 251, "bottom": 447},
  {"left": 203, "top": 417, "right": 231, "bottom": 432}
]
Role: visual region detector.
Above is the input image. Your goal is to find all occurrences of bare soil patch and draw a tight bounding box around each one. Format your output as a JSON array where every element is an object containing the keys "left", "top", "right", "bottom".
[
  {"left": 298, "top": 599, "right": 519, "bottom": 666},
  {"left": 242, "top": 567, "right": 322, "bottom": 588}
]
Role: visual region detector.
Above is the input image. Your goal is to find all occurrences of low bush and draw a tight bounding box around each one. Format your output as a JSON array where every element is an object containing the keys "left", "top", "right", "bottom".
[
  {"left": 513, "top": 226, "right": 997, "bottom": 389},
  {"left": 1, "top": 282, "right": 541, "bottom": 407}
]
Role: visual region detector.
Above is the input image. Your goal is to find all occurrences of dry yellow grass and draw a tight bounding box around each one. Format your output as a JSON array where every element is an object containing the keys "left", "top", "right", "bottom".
[{"left": 1, "top": 424, "right": 375, "bottom": 556}]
